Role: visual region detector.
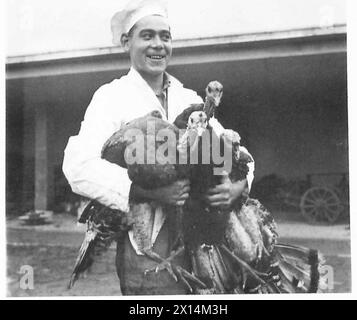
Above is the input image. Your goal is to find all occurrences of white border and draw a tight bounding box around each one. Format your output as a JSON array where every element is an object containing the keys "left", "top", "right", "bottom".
[
  {"left": 1, "top": 0, "right": 8, "bottom": 300},
  {"left": 1, "top": 0, "right": 356, "bottom": 300}
]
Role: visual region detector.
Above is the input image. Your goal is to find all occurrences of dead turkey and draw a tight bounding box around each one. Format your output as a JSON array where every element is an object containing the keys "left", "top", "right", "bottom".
[
  {"left": 68, "top": 80, "right": 327, "bottom": 294},
  {"left": 173, "top": 92, "right": 327, "bottom": 294},
  {"left": 67, "top": 83, "right": 219, "bottom": 290}
]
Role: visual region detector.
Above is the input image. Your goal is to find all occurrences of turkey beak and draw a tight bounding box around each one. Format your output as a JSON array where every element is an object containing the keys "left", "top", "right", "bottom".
[
  {"left": 214, "top": 92, "right": 223, "bottom": 107},
  {"left": 197, "top": 126, "right": 205, "bottom": 137}
]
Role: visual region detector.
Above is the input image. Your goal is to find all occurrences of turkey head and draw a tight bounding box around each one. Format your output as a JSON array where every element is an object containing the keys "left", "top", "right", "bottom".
[{"left": 203, "top": 81, "right": 223, "bottom": 119}]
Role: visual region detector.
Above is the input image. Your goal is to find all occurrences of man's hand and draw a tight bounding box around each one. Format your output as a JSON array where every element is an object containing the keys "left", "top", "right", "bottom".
[
  {"left": 131, "top": 179, "right": 190, "bottom": 206},
  {"left": 153, "top": 179, "right": 190, "bottom": 206},
  {"left": 204, "top": 175, "right": 248, "bottom": 210}
]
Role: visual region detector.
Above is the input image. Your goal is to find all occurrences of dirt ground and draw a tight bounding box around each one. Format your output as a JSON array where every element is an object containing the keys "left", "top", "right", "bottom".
[{"left": 7, "top": 244, "right": 122, "bottom": 297}]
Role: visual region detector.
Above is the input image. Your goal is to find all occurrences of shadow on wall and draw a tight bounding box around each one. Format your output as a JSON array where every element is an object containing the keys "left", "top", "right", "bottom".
[{"left": 250, "top": 172, "right": 350, "bottom": 224}]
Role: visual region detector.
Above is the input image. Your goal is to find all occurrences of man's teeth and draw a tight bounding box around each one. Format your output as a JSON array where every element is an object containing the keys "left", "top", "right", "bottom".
[{"left": 149, "top": 55, "right": 164, "bottom": 59}]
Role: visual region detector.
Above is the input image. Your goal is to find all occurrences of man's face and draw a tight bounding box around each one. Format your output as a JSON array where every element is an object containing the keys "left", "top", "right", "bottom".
[{"left": 124, "top": 15, "right": 172, "bottom": 77}]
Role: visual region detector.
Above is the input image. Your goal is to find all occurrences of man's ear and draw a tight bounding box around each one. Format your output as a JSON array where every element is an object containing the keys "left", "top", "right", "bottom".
[{"left": 120, "top": 33, "right": 130, "bottom": 52}]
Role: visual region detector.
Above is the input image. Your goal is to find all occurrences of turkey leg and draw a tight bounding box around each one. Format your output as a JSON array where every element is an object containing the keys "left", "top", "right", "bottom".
[
  {"left": 143, "top": 247, "right": 207, "bottom": 293},
  {"left": 144, "top": 208, "right": 207, "bottom": 292},
  {"left": 219, "top": 244, "right": 269, "bottom": 285}
]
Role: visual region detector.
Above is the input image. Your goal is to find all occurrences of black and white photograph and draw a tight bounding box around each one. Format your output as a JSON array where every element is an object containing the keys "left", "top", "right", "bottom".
[{"left": 3, "top": 0, "right": 353, "bottom": 298}]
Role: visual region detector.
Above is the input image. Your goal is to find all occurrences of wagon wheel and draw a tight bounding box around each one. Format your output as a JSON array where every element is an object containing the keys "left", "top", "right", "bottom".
[{"left": 300, "top": 187, "right": 343, "bottom": 223}]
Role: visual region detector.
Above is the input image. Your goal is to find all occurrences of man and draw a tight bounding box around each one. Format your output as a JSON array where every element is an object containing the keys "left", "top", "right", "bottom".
[{"left": 63, "top": 0, "right": 253, "bottom": 295}]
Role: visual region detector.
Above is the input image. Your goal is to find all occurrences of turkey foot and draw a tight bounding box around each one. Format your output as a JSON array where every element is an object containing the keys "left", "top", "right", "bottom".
[
  {"left": 144, "top": 247, "right": 207, "bottom": 292},
  {"left": 143, "top": 249, "right": 178, "bottom": 281},
  {"left": 174, "top": 265, "right": 207, "bottom": 293},
  {"left": 219, "top": 244, "right": 268, "bottom": 286},
  {"left": 170, "top": 207, "right": 185, "bottom": 252}
]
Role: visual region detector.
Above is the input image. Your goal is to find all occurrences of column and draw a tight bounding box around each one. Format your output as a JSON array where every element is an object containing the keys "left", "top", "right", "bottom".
[{"left": 34, "top": 104, "right": 54, "bottom": 211}]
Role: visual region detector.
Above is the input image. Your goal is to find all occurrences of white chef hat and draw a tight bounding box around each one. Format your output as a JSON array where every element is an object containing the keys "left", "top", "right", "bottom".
[{"left": 111, "top": 0, "right": 169, "bottom": 46}]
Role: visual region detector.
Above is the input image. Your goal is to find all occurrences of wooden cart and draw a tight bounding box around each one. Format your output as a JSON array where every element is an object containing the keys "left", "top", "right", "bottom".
[{"left": 279, "top": 172, "right": 349, "bottom": 224}]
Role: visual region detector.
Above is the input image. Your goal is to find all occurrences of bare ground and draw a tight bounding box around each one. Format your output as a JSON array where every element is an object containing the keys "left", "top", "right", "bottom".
[{"left": 7, "top": 244, "right": 122, "bottom": 297}]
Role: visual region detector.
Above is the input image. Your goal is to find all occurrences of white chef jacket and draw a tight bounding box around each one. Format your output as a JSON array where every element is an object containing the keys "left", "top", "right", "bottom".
[{"left": 62, "top": 67, "right": 255, "bottom": 255}]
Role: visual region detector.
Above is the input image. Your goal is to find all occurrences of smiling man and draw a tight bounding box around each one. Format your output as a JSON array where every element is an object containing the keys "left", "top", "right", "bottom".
[
  {"left": 122, "top": 15, "right": 172, "bottom": 78},
  {"left": 62, "top": 0, "right": 252, "bottom": 295}
]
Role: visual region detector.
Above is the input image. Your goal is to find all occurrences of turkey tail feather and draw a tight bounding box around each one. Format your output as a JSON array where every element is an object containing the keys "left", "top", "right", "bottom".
[
  {"left": 274, "top": 243, "right": 324, "bottom": 293},
  {"left": 308, "top": 248, "right": 320, "bottom": 293},
  {"left": 78, "top": 200, "right": 95, "bottom": 224},
  {"left": 68, "top": 229, "right": 97, "bottom": 289}
]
